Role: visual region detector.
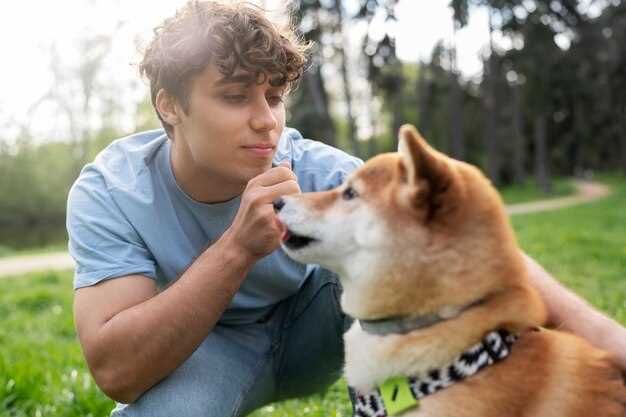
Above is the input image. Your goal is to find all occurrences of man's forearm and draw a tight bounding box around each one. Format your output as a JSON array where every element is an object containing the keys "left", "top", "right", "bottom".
[
  {"left": 92, "top": 237, "right": 255, "bottom": 403},
  {"left": 523, "top": 253, "right": 626, "bottom": 370}
]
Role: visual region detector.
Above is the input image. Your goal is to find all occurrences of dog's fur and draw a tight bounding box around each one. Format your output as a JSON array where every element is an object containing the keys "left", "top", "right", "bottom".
[{"left": 278, "top": 125, "right": 626, "bottom": 417}]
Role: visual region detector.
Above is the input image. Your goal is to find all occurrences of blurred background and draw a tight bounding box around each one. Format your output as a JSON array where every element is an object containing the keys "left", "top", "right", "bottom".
[
  {"left": 0, "top": 0, "right": 624, "bottom": 253},
  {"left": 1, "top": 2, "right": 625, "bottom": 416}
]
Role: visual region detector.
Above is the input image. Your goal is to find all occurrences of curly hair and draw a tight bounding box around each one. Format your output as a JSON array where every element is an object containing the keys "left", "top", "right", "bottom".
[{"left": 139, "top": 1, "right": 311, "bottom": 135}]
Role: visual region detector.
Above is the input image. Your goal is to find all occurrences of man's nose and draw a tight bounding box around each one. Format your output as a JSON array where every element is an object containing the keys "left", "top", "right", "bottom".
[
  {"left": 250, "top": 99, "right": 278, "bottom": 132},
  {"left": 273, "top": 198, "right": 285, "bottom": 212}
]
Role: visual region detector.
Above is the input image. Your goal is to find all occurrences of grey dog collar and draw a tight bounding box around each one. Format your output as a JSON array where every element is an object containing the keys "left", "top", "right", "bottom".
[{"left": 358, "top": 299, "right": 485, "bottom": 336}]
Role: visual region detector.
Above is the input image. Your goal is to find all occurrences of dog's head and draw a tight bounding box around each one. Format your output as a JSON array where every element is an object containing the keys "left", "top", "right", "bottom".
[{"left": 278, "top": 125, "right": 525, "bottom": 319}]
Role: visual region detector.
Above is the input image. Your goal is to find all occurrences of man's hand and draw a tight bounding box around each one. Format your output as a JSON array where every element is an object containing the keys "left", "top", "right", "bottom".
[
  {"left": 223, "top": 161, "right": 300, "bottom": 260},
  {"left": 524, "top": 253, "right": 626, "bottom": 373}
]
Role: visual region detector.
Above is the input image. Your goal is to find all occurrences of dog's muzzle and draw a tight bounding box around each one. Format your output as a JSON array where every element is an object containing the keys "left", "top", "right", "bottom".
[{"left": 282, "top": 229, "right": 318, "bottom": 250}]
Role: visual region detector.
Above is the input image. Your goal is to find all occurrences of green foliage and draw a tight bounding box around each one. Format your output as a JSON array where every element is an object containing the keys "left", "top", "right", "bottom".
[
  {"left": 0, "top": 139, "right": 79, "bottom": 249},
  {"left": 0, "top": 95, "right": 161, "bottom": 252},
  {"left": 498, "top": 177, "right": 575, "bottom": 204}
]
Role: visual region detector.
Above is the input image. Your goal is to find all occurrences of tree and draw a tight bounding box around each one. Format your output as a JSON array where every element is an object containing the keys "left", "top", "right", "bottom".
[
  {"left": 332, "top": 0, "right": 360, "bottom": 155},
  {"left": 357, "top": 0, "right": 403, "bottom": 148},
  {"left": 286, "top": 1, "right": 338, "bottom": 147}
]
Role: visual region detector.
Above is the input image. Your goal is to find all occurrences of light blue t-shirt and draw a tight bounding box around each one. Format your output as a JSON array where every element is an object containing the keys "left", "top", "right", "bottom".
[{"left": 66, "top": 127, "right": 362, "bottom": 324}]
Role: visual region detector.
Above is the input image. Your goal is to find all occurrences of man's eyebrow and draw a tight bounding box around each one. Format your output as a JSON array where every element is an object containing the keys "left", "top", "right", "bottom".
[{"left": 215, "top": 73, "right": 256, "bottom": 86}]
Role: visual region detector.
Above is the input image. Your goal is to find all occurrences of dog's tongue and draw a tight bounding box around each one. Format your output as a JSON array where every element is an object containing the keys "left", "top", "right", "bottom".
[
  {"left": 281, "top": 229, "right": 291, "bottom": 243},
  {"left": 275, "top": 219, "right": 290, "bottom": 242}
]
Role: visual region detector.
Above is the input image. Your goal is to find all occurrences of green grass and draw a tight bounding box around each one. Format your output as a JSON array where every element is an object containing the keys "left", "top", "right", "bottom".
[
  {"left": 498, "top": 177, "right": 575, "bottom": 205},
  {"left": 510, "top": 175, "right": 626, "bottom": 324},
  {"left": 0, "top": 271, "right": 113, "bottom": 417},
  {"left": 0, "top": 176, "right": 624, "bottom": 416}
]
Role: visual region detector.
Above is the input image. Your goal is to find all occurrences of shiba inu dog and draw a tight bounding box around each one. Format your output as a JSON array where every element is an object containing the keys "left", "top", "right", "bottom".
[{"left": 276, "top": 125, "right": 626, "bottom": 417}]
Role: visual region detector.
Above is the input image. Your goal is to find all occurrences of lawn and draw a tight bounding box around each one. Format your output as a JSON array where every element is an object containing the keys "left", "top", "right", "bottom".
[{"left": 0, "top": 176, "right": 624, "bottom": 417}]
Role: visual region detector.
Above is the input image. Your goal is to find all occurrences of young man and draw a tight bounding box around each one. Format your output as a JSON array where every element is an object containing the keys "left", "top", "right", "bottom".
[{"left": 67, "top": 2, "right": 626, "bottom": 417}]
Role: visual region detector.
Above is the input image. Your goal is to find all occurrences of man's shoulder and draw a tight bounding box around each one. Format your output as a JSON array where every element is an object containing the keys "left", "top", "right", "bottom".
[
  {"left": 286, "top": 127, "right": 363, "bottom": 191},
  {"left": 74, "top": 129, "right": 168, "bottom": 192},
  {"left": 287, "top": 127, "right": 363, "bottom": 171},
  {"left": 96, "top": 128, "right": 168, "bottom": 174}
]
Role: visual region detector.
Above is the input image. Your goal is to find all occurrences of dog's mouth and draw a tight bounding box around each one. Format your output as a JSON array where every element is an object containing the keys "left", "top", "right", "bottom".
[{"left": 282, "top": 228, "right": 318, "bottom": 250}]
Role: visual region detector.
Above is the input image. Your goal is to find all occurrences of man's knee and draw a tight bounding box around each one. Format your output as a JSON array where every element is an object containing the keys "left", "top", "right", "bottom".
[
  {"left": 111, "top": 325, "right": 273, "bottom": 417},
  {"left": 111, "top": 364, "right": 243, "bottom": 417}
]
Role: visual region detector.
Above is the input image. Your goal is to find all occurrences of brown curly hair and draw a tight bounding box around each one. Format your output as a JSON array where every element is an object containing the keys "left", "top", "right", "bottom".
[{"left": 139, "top": 1, "right": 311, "bottom": 135}]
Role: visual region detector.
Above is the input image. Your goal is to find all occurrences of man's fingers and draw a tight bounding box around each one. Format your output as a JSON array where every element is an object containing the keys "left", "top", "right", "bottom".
[
  {"left": 251, "top": 165, "right": 296, "bottom": 187},
  {"left": 259, "top": 180, "right": 301, "bottom": 204}
]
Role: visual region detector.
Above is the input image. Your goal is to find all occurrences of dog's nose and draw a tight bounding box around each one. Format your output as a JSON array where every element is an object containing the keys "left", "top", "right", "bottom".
[{"left": 273, "top": 198, "right": 285, "bottom": 212}]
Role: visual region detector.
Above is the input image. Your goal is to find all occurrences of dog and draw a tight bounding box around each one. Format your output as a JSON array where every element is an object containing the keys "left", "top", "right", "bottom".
[{"left": 276, "top": 125, "right": 626, "bottom": 417}]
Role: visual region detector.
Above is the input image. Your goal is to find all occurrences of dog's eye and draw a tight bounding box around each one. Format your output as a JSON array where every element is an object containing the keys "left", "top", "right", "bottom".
[{"left": 342, "top": 186, "right": 359, "bottom": 200}]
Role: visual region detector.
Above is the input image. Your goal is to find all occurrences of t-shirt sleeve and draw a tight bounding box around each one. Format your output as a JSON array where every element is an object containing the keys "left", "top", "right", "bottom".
[
  {"left": 289, "top": 128, "right": 364, "bottom": 193},
  {"left": 322, "top": 153, "right": 364, "bottom": 191},
  {"left": 66, "top": 169, "right": 157, "bottom": 289}
]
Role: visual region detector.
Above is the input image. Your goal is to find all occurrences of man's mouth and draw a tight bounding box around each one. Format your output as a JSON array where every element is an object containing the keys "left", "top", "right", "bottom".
[{"left": 282, "top": 228, "right": 318, "bottom": 250}]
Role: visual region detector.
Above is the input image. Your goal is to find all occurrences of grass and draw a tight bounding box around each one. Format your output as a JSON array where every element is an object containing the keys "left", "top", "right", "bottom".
[
  {"left": 0, "top": 272, "right": 113, "bottom": 417},
  {"left": 0, "top": 176, "right": 624, "bottom": 416},
  {"left": 509, "top": 175, "right": 626, "bottom": 324},
  {"left": 498, "top": 177, "right": 575, "bottom": 205}
]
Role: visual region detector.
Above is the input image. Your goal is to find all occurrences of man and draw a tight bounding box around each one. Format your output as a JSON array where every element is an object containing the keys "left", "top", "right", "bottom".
[{"left": 67, "top": 2, "right": 626, "bottom": 417}]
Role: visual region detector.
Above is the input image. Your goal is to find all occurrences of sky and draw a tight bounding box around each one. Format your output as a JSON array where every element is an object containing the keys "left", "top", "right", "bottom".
[{"left": 0, "top": 0, "right": 493, "bottom": 141}]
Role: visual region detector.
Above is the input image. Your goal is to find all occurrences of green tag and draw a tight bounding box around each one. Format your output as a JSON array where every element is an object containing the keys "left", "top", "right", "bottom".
[{"left": 379, "top": 377, "right": 419, "bottom": 416}]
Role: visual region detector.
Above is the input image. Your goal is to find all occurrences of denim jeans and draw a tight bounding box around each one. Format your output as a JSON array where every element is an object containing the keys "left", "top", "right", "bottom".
[{"left": 111, "top": 267, "right": 351, "bottom": 417}]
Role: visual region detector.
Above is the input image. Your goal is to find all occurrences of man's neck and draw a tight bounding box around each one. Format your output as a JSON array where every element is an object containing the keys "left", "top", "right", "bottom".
[{"left": 169, "top": 140, "right": 246, "bottom": 204}]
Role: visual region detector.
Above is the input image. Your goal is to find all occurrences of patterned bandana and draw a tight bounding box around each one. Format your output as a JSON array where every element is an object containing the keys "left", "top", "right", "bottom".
[{"left": 349, "top": 329, "right": 518, "bottom": 417}]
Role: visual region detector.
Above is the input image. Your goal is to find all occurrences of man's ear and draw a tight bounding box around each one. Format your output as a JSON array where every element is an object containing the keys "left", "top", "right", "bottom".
[
  {"left": 397, "top": 124, "right": 453, "bottom": 219},
  {"left": 155, "top": 89, "right": 182, "bottom": 127}
]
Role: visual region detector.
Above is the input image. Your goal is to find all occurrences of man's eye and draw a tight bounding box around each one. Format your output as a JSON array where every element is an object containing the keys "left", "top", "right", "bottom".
[
  {"left": 223, "top": 95, "right": 247, "bottom": 103},
  {"left": 342, "top": 186, "right": 359, "bottom": 200},
  {"left": 267, "top": 95, "right": 284, "bottom": 106}
]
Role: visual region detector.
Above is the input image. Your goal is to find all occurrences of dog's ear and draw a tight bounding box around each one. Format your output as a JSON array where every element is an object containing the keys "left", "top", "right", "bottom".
[{"left": 397, "top": 125, "right": 453, "bottom": 220}]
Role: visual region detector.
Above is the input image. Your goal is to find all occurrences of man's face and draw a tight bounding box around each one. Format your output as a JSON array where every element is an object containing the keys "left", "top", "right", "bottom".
[{"left": 174, "top": 64, "right": 287, "bottom": 186}]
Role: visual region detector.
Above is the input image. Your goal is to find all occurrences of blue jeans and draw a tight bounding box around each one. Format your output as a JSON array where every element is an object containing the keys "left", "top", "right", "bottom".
[{"left": 111, "top": 268, "right": 351, "bottom": 417}]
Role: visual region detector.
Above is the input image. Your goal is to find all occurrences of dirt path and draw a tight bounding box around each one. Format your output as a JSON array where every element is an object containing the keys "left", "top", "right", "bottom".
[
  {"left": 506, "top": 179, "right": 610, "bottom": 215},
  {"left": 0, "top": 252, "right": 75, "bottom": 279},
  {"left": 0, "top": 180, "right": 611, "bottom": 279}
]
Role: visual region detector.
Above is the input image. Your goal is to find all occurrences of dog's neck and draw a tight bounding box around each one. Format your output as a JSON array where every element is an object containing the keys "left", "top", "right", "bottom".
[{"left": 343, "top": 283, "right": 546, "bottom": 392}]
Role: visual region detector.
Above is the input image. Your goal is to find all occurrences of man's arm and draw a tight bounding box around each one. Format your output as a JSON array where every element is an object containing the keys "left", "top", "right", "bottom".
[
  {"left": 74, "top": 164, "right": 299, "bottom": 404},
  {"left": 523, "top": 253, "right": 626, "bottom": 370}
]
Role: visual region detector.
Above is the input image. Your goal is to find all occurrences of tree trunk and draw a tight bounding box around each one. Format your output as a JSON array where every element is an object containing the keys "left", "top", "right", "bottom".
[
  {"left": 392, "top": 85, "right": 405, "bottom": 150},
  {"left": 448, "top": 40, "right": 464, "bottom": 161},
  {"left": 304, "top": 68, "right": 336, "bottom": 147},
  {"left": 417, "top": 62, "right": 431, "bottom": 137},
  {"left": 512, "top": 84, "right": 526, "bottom": 183},
  {"left": 368, "top": 136, "right": 378, "bottom": 158},
  {"left": 332, "top": 0, "right": 360, "bottom": 157},
  {"left": 484, "top": 10, "right": 500, "bottom": 184},
  {"left": 620, "top": 107, "right": 626, "bottom": 176},
  {"left": 621, "top": 126, "right": 626, "bottom": 176},
  {"left": 534, "top": 114, "right": 552, "bottom": 193}
]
